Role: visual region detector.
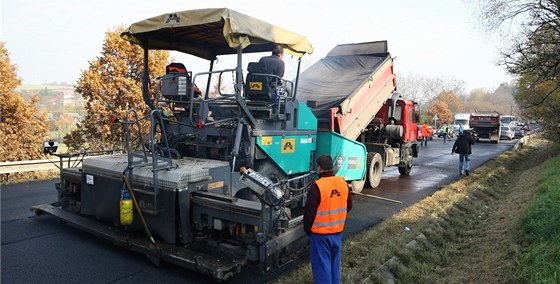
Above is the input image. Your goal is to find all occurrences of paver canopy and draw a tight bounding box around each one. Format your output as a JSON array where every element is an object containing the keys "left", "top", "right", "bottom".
[{"left": 121, "top": 7, "right": 314, "bottom": 60}]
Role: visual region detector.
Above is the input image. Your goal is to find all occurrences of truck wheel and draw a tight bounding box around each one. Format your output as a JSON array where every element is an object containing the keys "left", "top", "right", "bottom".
[
  {"left": 367, "top": 153, "right": 383, "bottom": 188},
  {"left": 398, "top": 148, "right": 413, "bottom": 176},
  {"left": 351, "top": 180, "right": 365, "bottom": 193}
]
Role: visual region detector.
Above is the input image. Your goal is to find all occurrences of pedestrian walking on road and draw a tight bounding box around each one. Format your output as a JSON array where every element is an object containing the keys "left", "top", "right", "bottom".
[
  {"left": 304, "top": 155, "right": 352, "bottom": 284},
  {"left": 451, "top": 129, "right": 475, "bottom": 176},
  {"left": 421, "top": 121, "right": 430, "bottom": 147}
]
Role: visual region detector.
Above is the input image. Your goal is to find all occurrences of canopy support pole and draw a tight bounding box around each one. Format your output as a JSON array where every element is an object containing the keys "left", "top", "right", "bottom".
[{"left": 142, "top": 46, "right": 155, "bottom": 110}]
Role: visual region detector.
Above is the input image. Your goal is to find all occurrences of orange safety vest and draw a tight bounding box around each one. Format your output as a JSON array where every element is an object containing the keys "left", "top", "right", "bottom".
[
  {"left": 311, "top": 176, "right": 349, "bottom": 234},
  {"left": 421, "top": 124, "right": 430, "bottom": 136}
]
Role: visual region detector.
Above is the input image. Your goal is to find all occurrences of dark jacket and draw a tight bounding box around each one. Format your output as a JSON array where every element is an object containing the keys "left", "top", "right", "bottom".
[
  {"left": 303, "top": 171, "right": 352, "bottom": 235},
  {"left": 452, "top": 132, "right": 475, "bottom": 155},
  {"left": 258, "top": 55, "right": 285, "bottom": 77}
]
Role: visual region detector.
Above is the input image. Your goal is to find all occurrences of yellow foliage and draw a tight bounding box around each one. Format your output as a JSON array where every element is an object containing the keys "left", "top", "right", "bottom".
[
  {"left": 64, "top": 26, "right": 169, "bottom": 151},
  {"left": 428, "top": 100, "right": 453, "bottom": 124},
  {"left": 0, "top": 42, "right": 50, "bottom": 161}
]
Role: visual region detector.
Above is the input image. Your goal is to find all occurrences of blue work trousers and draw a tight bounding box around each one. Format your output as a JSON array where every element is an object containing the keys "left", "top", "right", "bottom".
[
  {"left": 459, "top": 154, "right": 471, "bottom": 172},
  {"left": 309, "top": 232, "right": 342, "bottom": 284}
]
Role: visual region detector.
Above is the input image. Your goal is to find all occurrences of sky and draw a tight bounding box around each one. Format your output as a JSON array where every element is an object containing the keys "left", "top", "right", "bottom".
[{"left": 1, "top": 0, "right": 512, "bottom": 92}]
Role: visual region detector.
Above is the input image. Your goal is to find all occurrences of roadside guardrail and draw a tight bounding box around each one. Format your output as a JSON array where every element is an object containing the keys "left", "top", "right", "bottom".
[
  {"left": 0, "top": 157, "right": 85, "bottom": 175},
  {"left": 0, "top": 149, "right": 121, "bottom": 182}
]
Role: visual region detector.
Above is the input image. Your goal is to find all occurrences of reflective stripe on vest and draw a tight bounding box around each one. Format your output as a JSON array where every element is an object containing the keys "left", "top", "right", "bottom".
[{"left": 311, "top": 176, "right": 349, "bottom": 234}]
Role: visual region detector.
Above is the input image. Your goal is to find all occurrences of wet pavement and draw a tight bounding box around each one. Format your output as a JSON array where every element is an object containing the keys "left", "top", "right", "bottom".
[{"left": 344, "top": 136, "right": 516, "bottom": 237}]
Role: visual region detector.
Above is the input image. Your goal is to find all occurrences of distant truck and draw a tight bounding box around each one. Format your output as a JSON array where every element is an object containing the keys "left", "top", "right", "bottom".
[
  {"left": 470, "top": 111, "right": 502, "bottom": 143},
  {"left": 452, "top": 113, "right": 471, "bottom": 137}
]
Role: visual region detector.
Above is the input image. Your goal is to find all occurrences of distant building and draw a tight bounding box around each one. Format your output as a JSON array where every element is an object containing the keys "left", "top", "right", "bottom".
[{"left": 61, "top": 88, "right": 77, "bottom": 105}]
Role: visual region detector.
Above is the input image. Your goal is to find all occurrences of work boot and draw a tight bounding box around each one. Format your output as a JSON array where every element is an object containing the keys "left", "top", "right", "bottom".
[{"left": 466, "top": 170, "right": 469, "bottom": 176}]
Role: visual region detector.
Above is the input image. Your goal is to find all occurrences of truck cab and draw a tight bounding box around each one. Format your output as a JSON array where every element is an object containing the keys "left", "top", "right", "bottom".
[
  {"left": 452, "top": 113, "right": 471, "bottom": 137},
  {"left": 375, "top": 98, "right": 420, "bottom": 143}
]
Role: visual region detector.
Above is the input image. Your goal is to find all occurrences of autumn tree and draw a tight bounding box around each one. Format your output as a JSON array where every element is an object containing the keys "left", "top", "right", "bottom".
[
  {"left": 512, "top": 24, "right": 560, "bottom": 138},
  {"left": 64, "top": 26, "right": 169, "bottom": 151},
  {"left": 516, "top": 72, "right": 560, "bottom": 139},
  {"left": 0, "top": 42, "right": 49, "bottom": 161},
  {"left": 473, "top": 0, "right": 559, "bottom": 86},
  {"left": 472, "top": 0, "right": 560, "bottom": 138},
  {"left": 463, "top": 84, "right": 517, "bottom": 115},
  {"left": 423, "top": 91, "right": 462, "bottom": 126},
  {"left": 427, "top": 100, "right": 453, "bottom": 125},
  {"left": 436, "top": 91, "right": 464, "bottom": 114}
]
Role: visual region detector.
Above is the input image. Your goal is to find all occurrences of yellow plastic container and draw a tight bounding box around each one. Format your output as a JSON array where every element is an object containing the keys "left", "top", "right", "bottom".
[{"left": 120, "top": 198, "right": 133, "bottom": 225}]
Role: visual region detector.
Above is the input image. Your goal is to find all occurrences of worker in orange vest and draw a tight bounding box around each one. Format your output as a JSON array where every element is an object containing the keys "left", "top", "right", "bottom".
[
  {"left": 421, "top": 121, "right": 430, "bottom": 147},
  {"left": 304, "top": 155, "right": 352, "bottom": 284}
]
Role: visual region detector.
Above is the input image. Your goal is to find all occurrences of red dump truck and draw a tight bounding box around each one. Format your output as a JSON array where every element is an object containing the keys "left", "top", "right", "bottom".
[{"left": 297, "top": 41, "right": 419, "bottom": 192}]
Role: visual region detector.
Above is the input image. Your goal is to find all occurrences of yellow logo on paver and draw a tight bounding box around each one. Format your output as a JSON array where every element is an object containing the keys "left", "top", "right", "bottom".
[
  {"left": 281, "top": 138, "right": 295, "bottom": 153},
  {"left": 250, "top": 82, "right": 263, "bottom": 91},
  {"left": 261, "top": 136, "right": 272, "bottom": 146}
]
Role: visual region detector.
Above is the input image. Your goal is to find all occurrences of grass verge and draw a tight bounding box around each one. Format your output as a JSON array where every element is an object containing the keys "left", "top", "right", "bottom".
[
  {"left": 515, "top": 144, "right": 560, "bottom": 283},
  {"left": 274, "top": 138, "right": 560, "bottom": 283}
]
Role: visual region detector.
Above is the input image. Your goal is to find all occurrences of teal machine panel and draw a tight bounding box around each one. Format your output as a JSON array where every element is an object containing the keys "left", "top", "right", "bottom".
[
  {"left": 255, "top": 103, "right": 318, "bottom": 175},
  {"left": 257, "top": 135, "right": 317, "bottom": 175},
  {"left": 297, "top": 102, "right": 317, "bottom": 130},
  {"left": 315, "top": 130, "right": 366, "bottom": 181}
]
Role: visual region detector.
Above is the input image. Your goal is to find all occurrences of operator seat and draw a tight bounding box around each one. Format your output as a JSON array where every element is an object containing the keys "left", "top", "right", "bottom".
[{"left": 245, "top": 62, "right": 273, "bottom": 102}]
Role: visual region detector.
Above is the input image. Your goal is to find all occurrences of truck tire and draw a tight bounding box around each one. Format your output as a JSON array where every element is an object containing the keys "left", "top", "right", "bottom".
[
  {"left": 398, "top": 147, "right": 413, "bottom": 176},
  {"left": 351, "top": 180, "right": 365, "bottom": 193},
  {"left": 367, "top": 153, "right": 383, "bottom": 188}
]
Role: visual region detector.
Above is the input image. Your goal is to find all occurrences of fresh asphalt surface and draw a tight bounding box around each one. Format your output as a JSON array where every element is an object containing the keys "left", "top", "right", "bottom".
[{"left": 1, "top": 137, "right": 516, "bottom": 283}]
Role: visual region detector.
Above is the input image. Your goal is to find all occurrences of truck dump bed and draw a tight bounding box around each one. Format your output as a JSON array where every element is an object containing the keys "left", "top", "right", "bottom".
[
  {"left": 470, "top": 112, "right": 502, "bottom": 143},
  {"left": 296, "top": 41, "right": 397, "bottom": 140}
]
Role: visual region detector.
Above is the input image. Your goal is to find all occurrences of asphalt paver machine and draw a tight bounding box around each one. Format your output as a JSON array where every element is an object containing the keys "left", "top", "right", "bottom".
[{"left": 33, "top": 8, "right": 417, "bottom": 281}]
